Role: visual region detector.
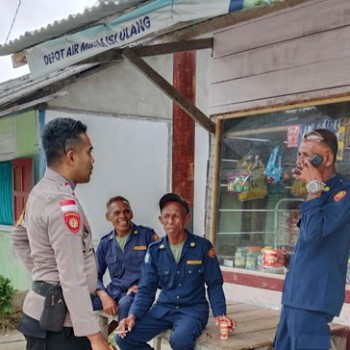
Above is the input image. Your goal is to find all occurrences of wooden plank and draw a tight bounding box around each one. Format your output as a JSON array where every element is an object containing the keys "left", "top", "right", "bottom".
[
  {"left": 234, "top": 316, "right": 280, "bottom": 335},
  {"left": 212, "top": 24, "right": 350, "bottom": 84},
  {"left": 226, "top": 303, "right": 258, "bottom": 314},
  {"left": 213, "top": 0, "right": 350, "bottom": 58},
  {"left": 79, "top": 38, "right": 213, "bottom": 65},
  {"left": 231, "top": 309, "right": 279, "bottom": 324},
  {"left": 195, "top": 328, "right": 276, "bottom": 350},
  {"left": 209, "top": 119, "right": 222, "bottom": 244},
  {"left": 209, "top": 89, "right": 350, "bottom": 117},
  {"left": 135, "top": 38, "right": 213, "bottom": 57},
  {"left": 159, "top": 0, "right": 312, "bottom": 44},
  {"left": 154, "top": 303, "right": 349, "bottom": 350},
  {"left": 209, "top": 55, "right": 350, "bottom": 110},
  {"left": 122, "top": 48, "right": 215, "bottom": 133}
]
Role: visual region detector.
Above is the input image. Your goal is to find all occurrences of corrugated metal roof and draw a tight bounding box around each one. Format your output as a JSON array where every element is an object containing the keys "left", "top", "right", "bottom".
[
  {"left": 0, "top": 63, "right": 98, "bottom": 106},
  {"left": 0, "top": 0, "right": 148, "bottom": 55}
]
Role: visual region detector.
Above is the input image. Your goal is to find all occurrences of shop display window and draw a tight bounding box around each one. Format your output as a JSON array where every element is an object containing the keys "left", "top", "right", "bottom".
[{"left": 216, "top": 100, "right": 350, "bottom": 277}]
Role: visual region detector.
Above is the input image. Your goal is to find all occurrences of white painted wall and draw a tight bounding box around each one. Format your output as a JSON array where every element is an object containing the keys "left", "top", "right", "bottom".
[{"left": 49, "top": 55, "right": 173, "bottom": 119}]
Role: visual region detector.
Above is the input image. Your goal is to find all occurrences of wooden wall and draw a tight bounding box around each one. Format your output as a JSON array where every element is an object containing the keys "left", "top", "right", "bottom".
[{"left": 209, "top": 0, "right": 350, "bottom": 116}]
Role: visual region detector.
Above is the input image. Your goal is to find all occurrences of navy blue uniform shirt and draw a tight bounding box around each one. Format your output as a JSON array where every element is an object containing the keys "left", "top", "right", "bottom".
[
  {"left": 282, "top": 174, "right": 350, "bottom": 316},
  {"left": 129, "top": 231, "right": 226, "bottom": 323},
  {"left": 96, "top": 223, "right": 157, "bottom": 299}
]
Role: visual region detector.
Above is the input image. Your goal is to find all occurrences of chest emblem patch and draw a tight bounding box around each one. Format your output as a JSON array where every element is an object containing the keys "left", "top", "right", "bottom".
[{"left": 334, "top": 190, "right": 346, "bottom": 202}]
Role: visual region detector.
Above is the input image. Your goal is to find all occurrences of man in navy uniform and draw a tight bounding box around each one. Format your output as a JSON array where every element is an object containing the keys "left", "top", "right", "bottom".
[
  {"left": 274, "top": 129, "right": 350, "bottom": 350},
  {"left": 93, "top": 196, "right": 159, "bottom": 323},
  {"left": 116, "top": 193, "right": 235, "bottom": 350}
]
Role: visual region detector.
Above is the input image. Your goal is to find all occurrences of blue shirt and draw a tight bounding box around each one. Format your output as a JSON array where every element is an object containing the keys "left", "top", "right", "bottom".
[
  {"left": 282, "top": 174, "right": 350, "bottom": 316},
  {"left": 96, "top": 223, "right": 157, "bottom": 298},
  {"left": 129, "top": 231, "right": 226, "bottom": 323}
]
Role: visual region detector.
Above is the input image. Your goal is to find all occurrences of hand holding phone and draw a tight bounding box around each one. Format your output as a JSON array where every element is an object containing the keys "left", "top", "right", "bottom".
[{"left": 310, "top": 154, "right": 323, "bottom": 167}]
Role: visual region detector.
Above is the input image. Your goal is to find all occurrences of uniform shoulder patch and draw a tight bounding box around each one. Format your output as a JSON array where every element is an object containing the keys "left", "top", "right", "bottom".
[
  {"left": 63, "top": 211, "right": 81, "bottom": 234},
  {"left": 334, "top": 190, "right": 346, "bottom": 202},
  {"left": 152, "top": 232, "right": 160, "bottom": 241},
  {"left": 208, "top": 247, "right": 216, "bottom": 258}
]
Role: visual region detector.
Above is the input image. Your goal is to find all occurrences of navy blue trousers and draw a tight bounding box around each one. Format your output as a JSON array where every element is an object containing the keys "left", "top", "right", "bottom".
[
  {"left": 116, "top": 309, "right": 206, "bottom": 350},
  {"left": 274, "top": 306, "right": 333, "bottom": 350}
]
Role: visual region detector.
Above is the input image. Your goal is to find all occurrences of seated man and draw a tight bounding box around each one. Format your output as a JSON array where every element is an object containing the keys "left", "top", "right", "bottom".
[
  {"left": 116, "top": 193, "right": 235, "bottom": 350},
  {"left": 92, "top": 196, "right": 159, "bottom": 325}
]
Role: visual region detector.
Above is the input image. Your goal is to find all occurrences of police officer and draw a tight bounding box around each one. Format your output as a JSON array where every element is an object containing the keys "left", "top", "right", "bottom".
[
  {"left": 274, "top": 129, "right": 350, "bottom": 350},
  {"left": 116, "top": 193, "right": 235, "bottom": 350},
  {"left": 12, "top": 118, "right": 113, "bottom": 350},
  {"left": 93, "top": 196, "right": 159, "bottom": 322}
]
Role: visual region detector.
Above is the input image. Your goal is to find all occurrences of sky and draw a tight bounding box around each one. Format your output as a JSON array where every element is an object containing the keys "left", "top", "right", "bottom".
[{"left": 0, "top": 0, "right": 98, "bottom": 83}]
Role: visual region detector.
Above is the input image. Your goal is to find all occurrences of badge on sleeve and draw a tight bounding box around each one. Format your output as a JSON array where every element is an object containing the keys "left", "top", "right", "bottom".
[
  {"left": 63, "top": 212, "right": 81, "bottom": 234},
  {"left": 208, "top": 247, "right": 216, "bottom": 258},
  {"left": 152, "top": 233, "right": 160, "bottom": 241},
  {"left": 334, "top": 190, "right": 346, "bottom": 202}
]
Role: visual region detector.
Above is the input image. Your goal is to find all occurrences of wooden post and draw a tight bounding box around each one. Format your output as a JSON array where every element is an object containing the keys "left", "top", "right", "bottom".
[
  {"left": 172, "top": 51, "right": 196, "bottom": 210},
  {"left": 209, "top": 118, "right": 223, "bottom": 245}
]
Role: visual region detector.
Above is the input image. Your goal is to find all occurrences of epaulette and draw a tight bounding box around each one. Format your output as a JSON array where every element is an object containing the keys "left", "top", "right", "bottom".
[
  {"left": 137, "top": 224, "right": 155, "bottom": 232},
  {"left": 100, "top": 230, "right": 115, "bottom": 240},
  {"left": 148, "top": 238, "right": 164, "bottom": 250}
]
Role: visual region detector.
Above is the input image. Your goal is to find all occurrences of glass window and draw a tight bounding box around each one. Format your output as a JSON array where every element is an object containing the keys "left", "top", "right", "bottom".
[{"left": 216, "top": 100, "right": 350, "bottom": 276}]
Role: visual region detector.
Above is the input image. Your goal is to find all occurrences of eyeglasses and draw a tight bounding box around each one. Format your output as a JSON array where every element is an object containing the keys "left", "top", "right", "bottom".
[{"left": 303, "top": 131, "right": 337, "bottom": 155}]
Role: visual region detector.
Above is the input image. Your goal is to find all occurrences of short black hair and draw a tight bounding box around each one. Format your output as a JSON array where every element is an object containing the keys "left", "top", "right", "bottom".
[
  {"left": 42, "top": 118, "right": 87, "bottom": 166},
  {"left": 159, "top": 193, "right": 190, "bottom": 214},
  {"left": 106, "top": 196, "right": 130, "bottom": 212},
  {"left": 314, "top": 128, "right": 338, "bottom": 158}
]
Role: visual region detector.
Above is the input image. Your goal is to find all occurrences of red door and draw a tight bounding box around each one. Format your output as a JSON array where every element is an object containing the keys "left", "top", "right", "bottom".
[{"left": 13, "top": 159, "right": 32, "bottom": 223}]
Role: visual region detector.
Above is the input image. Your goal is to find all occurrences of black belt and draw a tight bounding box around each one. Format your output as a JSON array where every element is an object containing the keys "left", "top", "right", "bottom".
[
  {"left": 32, "top": 281, "right": 57, "bottom": 297},
  {"left": 32, "top": 280, "right": 96, "bottom": 300}
]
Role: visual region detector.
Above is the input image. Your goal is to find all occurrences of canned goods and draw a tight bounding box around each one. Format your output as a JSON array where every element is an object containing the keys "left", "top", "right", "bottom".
[{"left": 262, "top": 249, "right": 285, "bottom": 268}]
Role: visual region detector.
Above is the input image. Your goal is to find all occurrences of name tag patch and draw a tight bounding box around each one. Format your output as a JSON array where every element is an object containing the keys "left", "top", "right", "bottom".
[
  {"left": 187, "top": 260, "right": 202, "bottom": 265},
  {"left": 134, "top": 245, "right": 147, "bottom": 250}
]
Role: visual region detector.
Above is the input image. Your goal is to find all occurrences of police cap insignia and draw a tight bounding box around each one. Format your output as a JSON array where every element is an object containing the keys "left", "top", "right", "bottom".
[
  {"left": 208, "top": 247, "right": 216, "bottom": 258},
  {"left": 63, "top": 212, "right": 81, "bottom": 234},
  {"left": 334, "top": 190, "right": 346, "bottom": 201}
]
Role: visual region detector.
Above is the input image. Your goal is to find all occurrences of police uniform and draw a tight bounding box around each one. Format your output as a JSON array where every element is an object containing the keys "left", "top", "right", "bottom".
[
  {"left": 12, "top": 168, "right": 100, "bottom": 349},
  {"left": 116, "top": 231, "right": 226, "bottom": 350},
  {"left": 93, "top": 224, "right": 158, "bottom": 320},
  {"left": 274, "top": 174, "right": 350, "bottom": 350}
]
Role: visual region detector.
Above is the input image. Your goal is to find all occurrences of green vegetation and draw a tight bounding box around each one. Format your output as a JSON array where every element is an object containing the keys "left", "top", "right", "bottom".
[{"left": 0, "top": 275, "right": 16, "bottom": 331}]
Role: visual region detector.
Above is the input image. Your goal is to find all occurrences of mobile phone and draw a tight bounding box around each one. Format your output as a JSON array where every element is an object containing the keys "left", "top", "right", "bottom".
[{"left": 310, "top": 154, "right": 323, "bottom": 167}]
